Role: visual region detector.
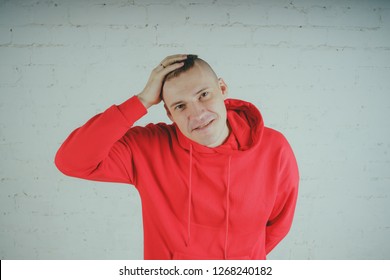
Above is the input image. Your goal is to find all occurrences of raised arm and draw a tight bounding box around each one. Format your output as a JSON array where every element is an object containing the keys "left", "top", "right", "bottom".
[{"left": 54, "top": 55, "right": 187, "bottom": 184}]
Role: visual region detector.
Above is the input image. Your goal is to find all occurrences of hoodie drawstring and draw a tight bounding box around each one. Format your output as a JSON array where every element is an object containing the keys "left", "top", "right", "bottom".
[
  {"left": 186, "top": 146, "right": 232, "bottom": 259},
  {"left": 187, "top": 144, "right": 193, "bottom": 246},
  {"left": 224, "top": 155, "right": 232, "bottom": 259}
]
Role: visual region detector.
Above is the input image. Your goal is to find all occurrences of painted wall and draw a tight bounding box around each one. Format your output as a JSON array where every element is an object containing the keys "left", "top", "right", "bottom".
[{"left": 1, "top": 0, "right": 389, "bottom": 259}]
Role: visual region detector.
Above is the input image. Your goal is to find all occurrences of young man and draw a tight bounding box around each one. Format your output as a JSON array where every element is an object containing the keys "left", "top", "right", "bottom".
[{"left": 55, "top": 54, "right": 299, "bottom": 260}]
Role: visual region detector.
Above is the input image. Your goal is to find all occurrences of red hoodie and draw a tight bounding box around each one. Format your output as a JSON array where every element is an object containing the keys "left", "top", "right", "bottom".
[{"left": 55, "top": 96, "right": 299, "bottom": 260}]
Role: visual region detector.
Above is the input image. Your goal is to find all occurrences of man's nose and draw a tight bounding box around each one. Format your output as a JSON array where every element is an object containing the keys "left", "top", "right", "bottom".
[{"left": 187, "top": 102, "right": 205, "bottom": 121}]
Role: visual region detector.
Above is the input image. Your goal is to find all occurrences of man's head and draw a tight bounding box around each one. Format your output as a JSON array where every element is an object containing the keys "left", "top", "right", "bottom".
[{"left": 162, "top": 55, "right": 229, "bottom": 148}]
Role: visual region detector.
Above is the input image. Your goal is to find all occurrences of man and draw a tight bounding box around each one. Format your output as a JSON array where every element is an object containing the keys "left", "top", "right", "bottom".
[{"left": 55, "top": 54, "right": 299, "bottom": 260}]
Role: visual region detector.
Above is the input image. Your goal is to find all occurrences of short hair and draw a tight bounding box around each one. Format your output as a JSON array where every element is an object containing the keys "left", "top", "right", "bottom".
[
  {"left": 164, "top": 54, "right": 218, "bottom": 82},
  {"left": 164, "top": 54, "right": 198, "bottom": 82}
]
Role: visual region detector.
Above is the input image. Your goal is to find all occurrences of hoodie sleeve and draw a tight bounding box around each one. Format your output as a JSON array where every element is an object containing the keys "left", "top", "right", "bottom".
[
  {"left": 265, "top": 136, "right": 299, "bottom": 255},
  {"left": 54, "top": 96, "right": 147, "bottom": 184}
]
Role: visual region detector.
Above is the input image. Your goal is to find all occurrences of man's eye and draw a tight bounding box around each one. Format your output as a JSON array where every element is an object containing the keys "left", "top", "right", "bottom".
[
  {"left": 200, "top": 92, "right": 209, "bottom": 98},
  {"left": 175, "top": 104, "right": 185, "bottom": 111}
]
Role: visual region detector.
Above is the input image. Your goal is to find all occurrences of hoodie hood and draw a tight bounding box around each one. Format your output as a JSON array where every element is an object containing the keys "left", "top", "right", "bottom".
[{"left": 175, "top": 98, "right": 264, "bottom": 154}]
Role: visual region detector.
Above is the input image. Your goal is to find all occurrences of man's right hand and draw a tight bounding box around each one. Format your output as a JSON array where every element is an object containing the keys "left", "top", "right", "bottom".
[{"left": 137, "top": 54, "right": 188, "bottom": 109}]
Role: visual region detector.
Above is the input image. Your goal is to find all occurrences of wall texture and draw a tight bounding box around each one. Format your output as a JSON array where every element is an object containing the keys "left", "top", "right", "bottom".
[{"left": 0, "top": 0, "right": 389, "bottom": 259}]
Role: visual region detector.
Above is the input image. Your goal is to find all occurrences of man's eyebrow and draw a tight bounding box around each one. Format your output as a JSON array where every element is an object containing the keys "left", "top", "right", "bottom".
[
  {"left": 169, "top": 100, "right": 185, "bottom": 109},
  {"left": 169, "top": 87, "right": 209, "bottom": 108},
  {"left": 194, "top": 87, "right": 209, "bottom": 95}
]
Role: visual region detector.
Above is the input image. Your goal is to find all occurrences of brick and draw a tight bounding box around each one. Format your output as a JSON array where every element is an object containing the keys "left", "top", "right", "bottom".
[
  {"left": 267, "top": 5, "right": 307, "bottom": 26},
  {"left": 18, "top": 65, "right": 55, "bottom": 87},
  {"left": 309, "top": 66, "right": 357, "bottom": 90},
  {"left": 326, "top": 28, "right": 368, "bottom": 48},
  {"left": 30, "top": 46, "right": 67, "bottom": 65},
  {"left": 104, "top": 26, "right": 156, "bottom": 47},
  {"left": 157, "top": 25, "right": 251, "bottom": 46},
  {"left": 185, "top": 4, "right": 229, "bottom": 25},
  {"left": 53, "top": 65, "right": 87, "bottom": 88},
  {"left": 257, "top": 47, "right": 301, "bottom": 68},
  {"left": 0, "top": 65, "right": 21, "bottom": 85},
  {"left": 0, "top": 27, "right": 12, "bottom": 45},
  {"left": 298, "top": 49, "right": 370, "bottom": 68},
  {"left": 86, "top": 26, "right": 107, "bottom": 47},
  {"left": 68, "top": 3, "right": 147, "bottom": 26},
  {"left": 253, "top": 25, "right": 328, "bottom": 48},
  {"left": 0, "top": 2, "right": 33, "bottom": 26},
  {"left": 380, "top": 8, "right": 390, "bottom": 29},
  {"left": 12, "top": 26, "right": 53, "bottom": 46},
  {"left": 202, "top": 46, "right": 263, "bottom": 69},
  {"left": 29, "top": 2, "right": 69, "bottom": 25},
  {"left": 146, "top": 4, "right": 186, "bottom": 26},
  {"left": 209, "top": 25, "right": 252, "bottom": 45},
  {"left": 289, "top": 26, "right": 328, "bottom": 46},
  {"left": 355, "top": 66, "right": 390, "bottom": 89},
  {"left": 30, "top": 46, "right": 104, "bottom": 66},
  {"left": 228, "top": 4, "right": 268, "bottom": 26},
  {"left": 252, "top": 27, "right": 292, "bottom": 46},
  {"left": 50, "top": 26, "right": 90, "bottom": 46},
  {"left": 134, "top": 0, "right": 174, "bottom": 4},
  {"left": 0, "top": 46, "right": 32, "bottom": 66},
  {"left": 307, "top": 5, "right": 380, "bottom": 28}
]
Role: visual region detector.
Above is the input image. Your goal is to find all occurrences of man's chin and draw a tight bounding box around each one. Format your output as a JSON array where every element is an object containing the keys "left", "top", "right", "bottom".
[
  {"left": 188, "top": 131, "right": 225, "bottom": 148},
  {"left": 199, "top": 138, "right": 220, "bottom": 148},
  {"left": 187, "top": 136, "right": 212, "bottom": 147}
]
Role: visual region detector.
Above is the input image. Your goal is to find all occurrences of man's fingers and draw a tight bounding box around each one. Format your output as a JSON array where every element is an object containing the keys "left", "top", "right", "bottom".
[
  {"left": 155, "top": 55, "right": 187, "bottom": 75},
  {"left": 163, "top": 60, "right": 185, "bottom": 72},
  {"left": 160, "top": 54, "right": 187, "bottom": 69}
]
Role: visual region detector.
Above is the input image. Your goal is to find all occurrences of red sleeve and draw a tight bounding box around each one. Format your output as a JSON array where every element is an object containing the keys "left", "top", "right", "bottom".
[
  {"left": 54, "top": 96, "right": 147, "bottom": 184},
  {"left": 265, "top": 137, "right": 299, "bottom": 255}
]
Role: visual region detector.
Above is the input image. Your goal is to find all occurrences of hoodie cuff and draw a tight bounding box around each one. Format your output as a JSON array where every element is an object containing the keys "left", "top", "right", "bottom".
[{"left": 117, "top": 95, "right": 147, "bottom": 126}]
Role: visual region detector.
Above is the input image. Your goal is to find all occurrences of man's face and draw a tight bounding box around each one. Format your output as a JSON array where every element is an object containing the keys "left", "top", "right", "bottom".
[{"left": 162, "top": 63, "right": 229, "bottom": 147}]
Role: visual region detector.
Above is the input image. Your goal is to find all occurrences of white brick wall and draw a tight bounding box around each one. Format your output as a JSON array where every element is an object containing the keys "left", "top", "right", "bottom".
[{"left": 0, "top": 0, "right": 389, "bottom": 260}]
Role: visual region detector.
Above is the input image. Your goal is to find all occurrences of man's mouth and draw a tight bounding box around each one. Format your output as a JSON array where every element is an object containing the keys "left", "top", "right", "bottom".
[{"left": 193, "top": 119, "right": 214, "bottom": 131}]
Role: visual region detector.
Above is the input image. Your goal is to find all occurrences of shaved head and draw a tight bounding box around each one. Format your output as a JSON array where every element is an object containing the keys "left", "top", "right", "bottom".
[{"left": 164, "top": 55, "right": 218, "bottom": 83}]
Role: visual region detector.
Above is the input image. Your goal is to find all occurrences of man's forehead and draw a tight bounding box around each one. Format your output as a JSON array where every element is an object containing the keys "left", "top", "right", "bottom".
[
  {"left": 164, "top": 71, "right": 214, "bottom": 93},
  {"left": 165, "top": 82, "right": 212, "bottom": 99}
]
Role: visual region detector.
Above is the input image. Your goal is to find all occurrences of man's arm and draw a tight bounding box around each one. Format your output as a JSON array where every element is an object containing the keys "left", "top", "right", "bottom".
[
  {"left": 265, "top": 137, "right": 299, "bottom": 255},
  {"left": 54, "top": 55, "right": 187, "bottom": 184},
  {"left": 55, "top": 96, "right": 146, "bottom": 183}
]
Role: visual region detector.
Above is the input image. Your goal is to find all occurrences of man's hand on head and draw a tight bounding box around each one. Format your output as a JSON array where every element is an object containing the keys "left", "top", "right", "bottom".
[{"left": 137, "top": 54, "right": 188, "bottom": 109}]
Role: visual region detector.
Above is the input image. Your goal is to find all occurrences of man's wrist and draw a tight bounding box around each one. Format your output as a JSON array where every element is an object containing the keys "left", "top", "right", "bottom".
[{"left": 136, "top": 94, "right": 153, "bottom": 109}]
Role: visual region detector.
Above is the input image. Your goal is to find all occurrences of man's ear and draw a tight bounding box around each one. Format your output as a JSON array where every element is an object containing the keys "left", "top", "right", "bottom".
[
  {"left": 164, "top": 103, "right": 174, "bottom": 122},
  {"left": 218, "top": 78, "right": 228, "bottom": 99}
]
